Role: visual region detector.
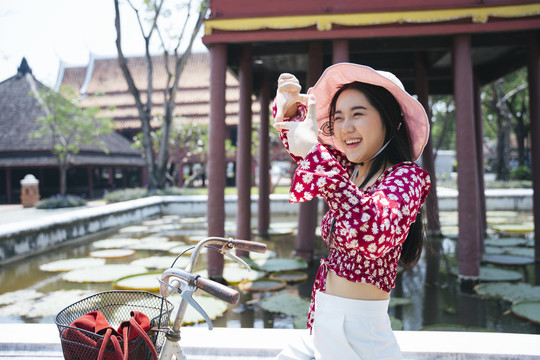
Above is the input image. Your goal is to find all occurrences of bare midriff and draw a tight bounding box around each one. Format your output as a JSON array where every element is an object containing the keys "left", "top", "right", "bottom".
[{"left": 325, "top": 269, "right": 390, "bottom": 300}]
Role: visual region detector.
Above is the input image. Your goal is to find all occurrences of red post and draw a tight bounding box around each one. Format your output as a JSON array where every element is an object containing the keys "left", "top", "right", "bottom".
[
  {"left": 258, "top": 74, "right": 271, "bottom": 236},
  {"left": 528, "top": 33, "right": 540, "bottom": 263},
  {"left": 453, "top": 34, "right": 482, "bottom": 290},
  {"left": 296, "top": 41, "right": 323, "bottom": 262},
  {"left": 474, "top": 76, "right": 487, "bottom": 238},
  {"left": 236, "top": 44, "right": 253, "bottom": 256},
  {"left": 332, "top": 39, "right": 349, "bottom": 64},
  {"left": 207, "top": 43, "right": 227, "bottom": 278}
]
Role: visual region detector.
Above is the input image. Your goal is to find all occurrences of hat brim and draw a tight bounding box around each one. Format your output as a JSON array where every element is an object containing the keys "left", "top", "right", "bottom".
[{"left": 307, "top": 63, "right": 429, "bottom": 161}]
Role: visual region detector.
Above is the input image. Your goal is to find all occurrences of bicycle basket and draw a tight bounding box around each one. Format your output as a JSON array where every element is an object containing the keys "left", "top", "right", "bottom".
[{"left": 55, "top": 290, "right": 173, "bottom": 360}]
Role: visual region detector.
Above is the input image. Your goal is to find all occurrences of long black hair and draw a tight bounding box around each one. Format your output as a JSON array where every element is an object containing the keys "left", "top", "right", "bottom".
[{"left": 327, "top": 81, "right": 424, "bottom": 267}]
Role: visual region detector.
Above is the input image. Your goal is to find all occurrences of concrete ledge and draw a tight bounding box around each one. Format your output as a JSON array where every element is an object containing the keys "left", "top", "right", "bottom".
[
  {"left": 0, "top": 189, "right": 533, "bottom": 265},
  {"left": 0, "top": 324, "right": 539, "bottom": 359}
]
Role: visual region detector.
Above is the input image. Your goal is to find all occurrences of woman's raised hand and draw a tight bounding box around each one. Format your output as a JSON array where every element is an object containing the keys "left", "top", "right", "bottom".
[
  {"left": 274, "top": 73, "right": 310, "bottom": 122},
  {"left": 274, "top": 95, "right": 319, "bottom": 159}
]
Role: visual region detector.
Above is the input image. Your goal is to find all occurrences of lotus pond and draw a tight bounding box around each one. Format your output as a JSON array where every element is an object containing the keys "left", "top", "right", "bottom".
[{"left": 1, "top": 210, "right": 539, "bottom": 335}]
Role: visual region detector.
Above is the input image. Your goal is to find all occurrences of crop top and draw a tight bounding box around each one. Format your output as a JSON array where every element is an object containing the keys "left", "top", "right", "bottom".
[{"left": 273, "top": 101, "right": 431, "bottom": 330}]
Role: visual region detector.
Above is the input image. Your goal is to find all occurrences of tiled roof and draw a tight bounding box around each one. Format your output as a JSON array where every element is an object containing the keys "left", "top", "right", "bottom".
[
  {"left": 59, "top": 52, "right": 260, "bottom": 131},
  {"left": 0, "top": 73, "right": 144, "bottom": 168}
]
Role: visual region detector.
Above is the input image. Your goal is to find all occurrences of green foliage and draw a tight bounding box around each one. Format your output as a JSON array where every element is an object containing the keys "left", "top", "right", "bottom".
[
  {"left": 104, "top": 188, "right": 150, "bottom": 203},
  {"left": 30, "top": 86, "right": 114, "bottom": 160},
  {"left": 510, "top": 165, "right": 532, "bottom": 180},
  {"left": 35, "top": 195, "right": 87, "bottom": 209}
]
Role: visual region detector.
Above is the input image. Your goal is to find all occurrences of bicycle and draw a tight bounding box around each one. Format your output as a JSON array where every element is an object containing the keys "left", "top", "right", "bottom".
[{"left": 56, "top": 236, "right": 267, "bottom": 360}]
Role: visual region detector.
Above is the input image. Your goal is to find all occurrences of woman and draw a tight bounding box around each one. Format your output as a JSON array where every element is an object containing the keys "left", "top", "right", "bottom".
[{"left": 272, "top": 63, "right": 431, "bottom": 360}]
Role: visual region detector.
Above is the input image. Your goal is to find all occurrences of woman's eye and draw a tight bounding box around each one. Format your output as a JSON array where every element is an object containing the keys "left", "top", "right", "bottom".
[{"left": 353, "top": 112, "right": 364, "bottom": 117}]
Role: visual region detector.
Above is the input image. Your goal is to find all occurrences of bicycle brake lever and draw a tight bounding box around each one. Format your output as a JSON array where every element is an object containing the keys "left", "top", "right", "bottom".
[
  {"left": 159, "top": 277, "right": 214, "bottom": 330},
  {"left": 180, "top": 285, "right": 214, "bottom": 330},
  {"left": 223, "top": 249, "right": 252, "bottom": 271}
]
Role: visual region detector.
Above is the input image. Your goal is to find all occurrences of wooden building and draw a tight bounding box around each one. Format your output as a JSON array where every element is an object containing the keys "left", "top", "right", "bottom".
[
  {"left": 0, "top": 60, "right": 145, "bottom": 203},
  {"left": 201, "top": 0, "right": 540, "bottom": 285}
]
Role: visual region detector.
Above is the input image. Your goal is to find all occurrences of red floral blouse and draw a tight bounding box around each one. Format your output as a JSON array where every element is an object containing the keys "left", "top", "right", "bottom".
[{"left": 273, "top": 102, "right": 431, "bottom": 330}]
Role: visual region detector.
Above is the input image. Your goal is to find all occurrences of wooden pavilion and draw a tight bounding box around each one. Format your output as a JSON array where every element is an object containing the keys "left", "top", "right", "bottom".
[
  {"left": 201, "top": 0, "right": 540, "bottom": 287},
  {"left": 0, "top": 60, "right": 145, "bottom": 203}
]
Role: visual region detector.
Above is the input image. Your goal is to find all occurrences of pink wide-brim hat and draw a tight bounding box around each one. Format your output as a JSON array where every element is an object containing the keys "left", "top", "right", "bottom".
[{"left": 307, "top": 63, "right": 430, "bottom": 161}]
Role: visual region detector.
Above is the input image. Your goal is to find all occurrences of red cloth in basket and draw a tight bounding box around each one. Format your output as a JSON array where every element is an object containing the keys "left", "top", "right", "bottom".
[{"left": 62, "top": 310, "right": 158, "bottom": 360}]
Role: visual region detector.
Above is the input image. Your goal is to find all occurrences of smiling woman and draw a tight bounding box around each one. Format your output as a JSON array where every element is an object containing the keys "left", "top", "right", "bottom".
[{"left": 272, "top": 63, "right": 431, "bottom": 360}]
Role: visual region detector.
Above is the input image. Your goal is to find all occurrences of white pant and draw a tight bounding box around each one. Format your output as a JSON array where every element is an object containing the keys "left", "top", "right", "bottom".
[{"left": 274, "top": 291, "right": 403, "bottom": 360}]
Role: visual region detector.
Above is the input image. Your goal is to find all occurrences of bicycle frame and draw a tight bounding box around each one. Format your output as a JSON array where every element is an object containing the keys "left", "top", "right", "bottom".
[{"left": 157, "top": 237, "right": 266, "bottom": 360}]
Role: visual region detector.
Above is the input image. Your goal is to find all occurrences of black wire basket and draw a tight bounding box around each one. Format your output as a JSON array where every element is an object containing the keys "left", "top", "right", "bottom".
[{"left": 55, "top": 290, "right": 173, "bottom": 360}]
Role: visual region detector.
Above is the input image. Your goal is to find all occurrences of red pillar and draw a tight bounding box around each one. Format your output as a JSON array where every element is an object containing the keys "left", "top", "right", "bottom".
[
  {"left": 453, "top": 34, "right": 482, "bottom": 289},
  {"left": 528, "top": 33, "right": 540, "bottom": 263},
  {"left": 236, "top": 44, "right": 253, "bottom": 256},
  {"left": 258, "top": 74, "right": 271, "bottom": 236},
  {"left": 332, "top": 39, "right": 349, "bottom": 64},
  {"left": 207, "top": 43, "right": 227, "bottom": 278},
  {"left": 296, "top": 41, "right": 323, "bottom": 262},
  {"left": 474, "top": 77, "right": 487, "bottom": 238},
  {"left": 415, "top": 52, "right": 441, "bottom": 236}
]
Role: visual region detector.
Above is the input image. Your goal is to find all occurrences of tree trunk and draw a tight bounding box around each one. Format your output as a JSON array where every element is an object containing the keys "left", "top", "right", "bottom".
[{"left": 59, "top": 164, "right": 67, "bottom": 196}]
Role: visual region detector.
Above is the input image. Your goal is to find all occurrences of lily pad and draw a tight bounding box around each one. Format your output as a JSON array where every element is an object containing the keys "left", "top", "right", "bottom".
[
  {"left": 114, "top": 273, "right": 160, "bottom": 292},
  {"left": 168, "top": 244, "right": 205, "bottom": 256},
  {"left": 90, "top": 249, "right": 135, "bottom": 259},
  {"left": 166, "top": 294, "right": 228, "bottom": 326},
  {"left": 253, "top": 258, "right": 308, "bottom": 272},
  {"left": 484, "top": 238, "right": 528, "bottom": 247},
  {"left": 0, "top": 289, "right": 43, "bottom": 306},
  {"left": 249, "top": 250, "right": 277, "bottom": 260},
  {"left": 128, "top": 241, "right": 185, "bottom": 251},
  {"left": 486, "top": 217, "right": 510, "bottom": 225},
  {"left": 450, "top": 266, "right": 522, "bottom": 282},
  {"left": 130, "top": 256, "right": 190, "bottom": 270},
  {"left": 389, "top": 297, "right": 412, "bottom": 307},
  {"left": 490, "top": 223, "right": 534, "bottom": 234},
  {"left": 238, "top": 278, "right": 286, "bottom": 292},
  {"left": 483, "top": 254, "right": 533, "bottom": 266},
  {"left": 419, "top": 324, "right": 495, "bottom": 332},
  {"left": 91, "top": 238, "right": 140, "bottom": 249},
  {"left": 140, "top": 236, "right": 170, "bottom": 243},
  {"left": 197, "top": 264, "right": 265, "bottom": 284},
  {"left": 261, "top": 294, "right": 310, "bottom": 317},
  {"left": 390, "top": 316, "right": 403, "bottom": 331},
  {"left": 484, "top": 246, "right": 505, "bottom": 256},
  {"left": 142, "top": 218, "right": 172, "bottom": 226},
  {"left": 504, "top": 247, "right": 535, "bottom": 258},
  {"left": 39, "top": 258, "right": 106, "bottom": 272},
  {"left": 62, "top": 264, "right": 148, "bottom": 283},
  {"left": 269, "top": 271, "right": 308, "bottom": 284},
  {"left": 0, "top": 290, "right": 94, "bottom": 318},
  {"left": 475, "top": 282, "right": 540, "bottom": 302},
  {"left": 294, "top": 315, "right": 308, "bottom": 329},
  {"left": 511, "top": 300, "right": 540, "bottom": 325},
  {"left": 118, "top": 225, "right": 151, "bottom": 235}
]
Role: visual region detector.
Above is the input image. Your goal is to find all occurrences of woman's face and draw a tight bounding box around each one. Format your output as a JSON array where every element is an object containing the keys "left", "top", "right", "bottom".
[{"left": 333, "top": 88, "right": 386, "bottom": 164}]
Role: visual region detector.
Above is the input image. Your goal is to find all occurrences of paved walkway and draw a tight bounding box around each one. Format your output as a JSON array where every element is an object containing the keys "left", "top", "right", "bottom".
[{"left": 1, "top": 324, "right": 539, "bottom": 359}]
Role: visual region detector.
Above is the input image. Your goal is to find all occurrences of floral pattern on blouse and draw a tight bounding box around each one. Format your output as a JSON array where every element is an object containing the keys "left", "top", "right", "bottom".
[{"left": 273, "top": 100, "right": 431, "bottom": 331}]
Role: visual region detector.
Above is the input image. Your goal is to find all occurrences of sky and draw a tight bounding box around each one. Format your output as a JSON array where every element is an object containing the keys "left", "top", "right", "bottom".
[{"left": 0, "top": 0, "right": 207, "bottom": 88}]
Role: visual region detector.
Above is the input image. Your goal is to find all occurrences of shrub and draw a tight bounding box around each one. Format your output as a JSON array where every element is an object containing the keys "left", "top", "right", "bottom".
[
  {"left": 510, "top": 165, "right": 532, "bottom": 181},
  {"left": 104, "top": 188, "right": 149, "bottom": 203},
  {"left": 35, "top": 195, "right": 87, "bottom": 209}
]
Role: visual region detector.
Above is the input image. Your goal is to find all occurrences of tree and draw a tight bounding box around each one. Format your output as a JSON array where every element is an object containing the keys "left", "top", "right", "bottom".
[
  {"left": 483, "top": 69, "right": 529, "bottom": 180},
  {"left": 30, "top": 86, "right": 114, "bottom": 195},
  {"left": 114, "top": 0, "right": 209, "bottom": 190}
]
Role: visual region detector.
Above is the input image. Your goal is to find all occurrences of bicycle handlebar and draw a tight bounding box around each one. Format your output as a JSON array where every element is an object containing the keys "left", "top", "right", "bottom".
[
  {"left": 160, "top": 268, "right": 240, "bottom": 305},
  {"left": 195, "top": 276, "right": 239, "bottom": 304},
  {"left": 229, "top": 239, "right": 267, "bottom": 253}
]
